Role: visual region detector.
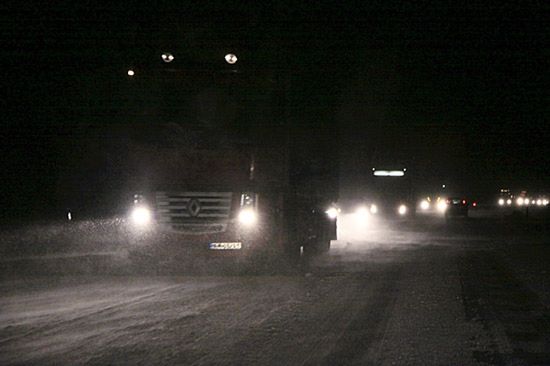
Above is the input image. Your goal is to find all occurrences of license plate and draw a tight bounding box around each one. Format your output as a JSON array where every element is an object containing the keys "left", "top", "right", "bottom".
[{"left": 209, "top": 242, "right": 242, "bottom": 250}]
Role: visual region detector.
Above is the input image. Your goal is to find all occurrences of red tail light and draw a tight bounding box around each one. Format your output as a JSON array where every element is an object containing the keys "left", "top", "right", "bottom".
[
  {"left": 462, "top": 200, "right": 466, "bottom": 205},
  {"left": 472, "top": 202, "right": 477, "bottom": 207}
]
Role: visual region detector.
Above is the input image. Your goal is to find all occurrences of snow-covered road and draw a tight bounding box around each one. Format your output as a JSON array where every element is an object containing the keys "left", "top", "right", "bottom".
[{"left": 1, "top": 219, "right": 549, "bottom": 365}]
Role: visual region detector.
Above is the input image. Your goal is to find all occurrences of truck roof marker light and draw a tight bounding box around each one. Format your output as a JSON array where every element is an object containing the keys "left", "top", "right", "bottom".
[
  {"left": 161, "top": 53, "right": 174, "bottom": 63},
  {"left": 225, "top": 53, "right": 238, "bottom": 64},
  {"left": 373, "top": 170, "right": 405, "bottom": 177}
]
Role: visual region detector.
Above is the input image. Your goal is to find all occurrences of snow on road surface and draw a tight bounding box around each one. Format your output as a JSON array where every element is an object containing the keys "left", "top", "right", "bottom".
[{"left": 1, "top": 218, "right": 549, "bottom": 365}]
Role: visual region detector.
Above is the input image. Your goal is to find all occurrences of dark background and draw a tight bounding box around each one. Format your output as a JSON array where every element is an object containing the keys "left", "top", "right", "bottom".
[{"left": 1, "top": 1, "right": 548, "bottom": 221}]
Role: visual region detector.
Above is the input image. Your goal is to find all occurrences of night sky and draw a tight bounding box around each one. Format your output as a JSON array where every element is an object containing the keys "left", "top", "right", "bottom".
[{"left": 1, "top": 2, "right": 548, "bottom": 220}]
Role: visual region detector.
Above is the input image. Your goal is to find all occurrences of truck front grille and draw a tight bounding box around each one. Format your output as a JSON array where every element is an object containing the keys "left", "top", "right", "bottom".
[{"left": 155, "top": 192, "right": 233, "bottom": 233}]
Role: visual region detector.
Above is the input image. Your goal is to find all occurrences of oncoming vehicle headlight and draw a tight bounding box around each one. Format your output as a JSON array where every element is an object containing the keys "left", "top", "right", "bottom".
[
  {"left": 325, "top": 207, "right": 339, "bottom": 220},
  {"left": 420, "top": 200, "right": 430, "bottom": 210},
  {"left": 437, "top": 201, "right": 447, "bottom": 212},
  {"left": 238, "top": 208, "right": 257, "bottom": 226},
  {"left": 369, "top": 204, "right": 378, "bottom": 214},
  {"left": 131, "top": 206, "right": 151, "bottom": 226},
  {"left": 498, "top": 198, "right": 505, "bottom": 206},
  {"left": 398, "top": 204, "right": 407, "bottom": 216}
]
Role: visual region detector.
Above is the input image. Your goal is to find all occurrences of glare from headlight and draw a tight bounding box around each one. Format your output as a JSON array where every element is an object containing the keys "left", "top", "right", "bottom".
[
  {"left": 498, "top": 198, "right": 505, "bottom": 206},
  {"left": 398, "top": 204, "right": 407, "bottom": 215},
  {"left": 238, "top": 208, "right": 257, "bottom": 226},
  {"left": 524, "top": 198, "right": 530, "bottom": 205},
  {"left": 355, "top": 206, "right": 369, "bottom": 218},
  {"left": 370, "top": 204, "right": 378, "bottom": 214},
  {"left": 420, "top": 200, "right": 430, "bottom": 210},
  {"left": 131, "top": 207, "right": 151, "bottom": 225},
  {"left": 543, "top": 199, "right": 549, "bottom": 206},
  {"left": 326, "top": 207, "right": 339, "bottom": 220},
  {"left": 506, "top": 199, "right": 512, "bottom": 205},
  {"left": 437, "top": 201, "right": 448, "bottom": 212},
  {"left": 516, "top": 197, "right": 524, "bottom": 206}
]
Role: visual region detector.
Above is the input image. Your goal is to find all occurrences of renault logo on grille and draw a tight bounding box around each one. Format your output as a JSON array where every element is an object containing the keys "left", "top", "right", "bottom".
[{"left": 188, "top": 199, "right": 201, "bottom": 217}]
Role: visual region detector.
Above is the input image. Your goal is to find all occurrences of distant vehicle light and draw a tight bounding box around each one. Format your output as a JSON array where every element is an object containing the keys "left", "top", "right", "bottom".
[
  {"left": 516, "top": 197, "right": 524, "bottom": 206},
  {"left": 420, "top": 200, "right": 430, "bottom": 210},
  {"left": 543, "top": 199, "right": 549, "bottom": 206},
  {"left": 506, "top": 199, "right": 512, "bottom": 205},
  {"left": 524, "top": 198, "right": 530, "bottom": 205},
  {"left": 127, "top": 69, "right": 135, "bottom": 76},
  {"left": 462, "top": 199, "right": 467, "bottom": 205},
  {"left": 437, "top": 201, "right": 448, "bottom": 212},
  {"left": 238, "top": 208, "right": 257, "bottom": 226},
  {"left": 472, "top": 202, "right": 477, "bottom": 207},
  {"left": 225, "top": 53, "right": 238, "bottom": 64},
  {"left": 536, "top": 199, "right": 542, "bottom": 206},
  {"left": 161, "top": 53, "right": 174, "bottom": 63},
  {"left": 373, "top": 170, "right": 405, "bottom": 177},
  {"left": 370, "top": 204, "right": 378, "bottom": 214},
  {"left": 498, "top": 198, "right": 505, "bottom": 206},
  {"left": 398, "top": 204, "right": 407, "bottom": 215},
  {"left": 131, "top": 206, "right": 151, "bottom": 225},
  {"left": 326, "top": 207, "right": 339, "bottom": 220}
]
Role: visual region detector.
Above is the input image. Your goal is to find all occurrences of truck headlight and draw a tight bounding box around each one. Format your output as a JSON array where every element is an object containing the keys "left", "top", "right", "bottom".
[
  {"left": 131, "top": 206, "right": 151, "bottom": 226},
  {"left": 238, "top": 208, "right": 257, "bottom": 226}
]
